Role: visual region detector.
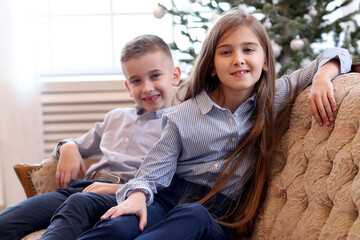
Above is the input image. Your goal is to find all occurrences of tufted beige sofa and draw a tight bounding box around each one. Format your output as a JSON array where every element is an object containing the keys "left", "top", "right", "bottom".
[
  {"left": 14, "top": 70, "right": 360, "bottom": 239},
  {"left": 251, "top": 71, "right": 360, "bottom": 239}
]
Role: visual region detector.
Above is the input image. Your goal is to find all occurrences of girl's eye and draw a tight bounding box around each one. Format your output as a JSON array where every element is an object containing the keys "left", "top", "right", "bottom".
[
  {"left": 244, "top": 48, "right": 254, "bottom": 53},
  {"left": 221, "top": 50, "right": 231, "bottom": 55}
]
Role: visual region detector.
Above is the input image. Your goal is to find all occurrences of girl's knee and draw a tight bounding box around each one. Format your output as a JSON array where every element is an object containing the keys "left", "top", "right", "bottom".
[
  {"left": 84, "top": 216, "right": 140, "bottom": 239},
  {"left": 172, "top": 203, "right": 212, "bottom": 223}
]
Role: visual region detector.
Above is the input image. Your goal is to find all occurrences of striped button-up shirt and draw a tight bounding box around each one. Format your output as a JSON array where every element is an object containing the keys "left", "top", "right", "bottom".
[{"left": 116, "top": 48, "right": 352, "bottom": 205}]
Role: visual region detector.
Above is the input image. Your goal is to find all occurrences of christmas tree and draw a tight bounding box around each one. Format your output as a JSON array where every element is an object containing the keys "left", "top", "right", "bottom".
[{"left": 154, "top": 0, "right": 360, "bottom": 75}]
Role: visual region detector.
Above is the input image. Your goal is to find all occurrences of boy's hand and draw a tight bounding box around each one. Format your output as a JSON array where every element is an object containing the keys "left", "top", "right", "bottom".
[
  {"left": 82, "top": 182, "right": 123, "bottom": 195},
  {"left": 101, "top": 191, "right": 147, "bottom": 231},
  {"left": 308, "top": 60, "right": 340, "bottom": 126},
  {"left": 56, "top": 142, "right": 87, "bottom": 188}
]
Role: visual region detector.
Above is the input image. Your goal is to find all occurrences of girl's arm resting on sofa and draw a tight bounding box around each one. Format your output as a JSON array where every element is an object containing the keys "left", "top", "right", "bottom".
[{"left": 308, "top": 59, "right": 340, "bottom": 126}]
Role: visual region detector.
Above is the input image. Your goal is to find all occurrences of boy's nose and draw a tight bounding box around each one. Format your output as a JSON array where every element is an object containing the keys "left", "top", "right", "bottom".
[{"left": 143, "top": 80, "right": 155, "bottom": 93}]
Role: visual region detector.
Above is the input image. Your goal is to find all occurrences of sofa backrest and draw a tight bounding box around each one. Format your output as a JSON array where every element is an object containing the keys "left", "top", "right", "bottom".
[{"left": 251, "top": 72, "right": 360, "bottom": 239}]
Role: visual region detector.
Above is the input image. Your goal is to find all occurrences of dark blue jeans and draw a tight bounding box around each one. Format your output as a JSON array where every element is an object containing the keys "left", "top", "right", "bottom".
[
  {"left": 77, "top": 177, "right": 231, "bottom": 240},
  {"left": 0, "top": 179, "right": 117, "bottom": 240}
]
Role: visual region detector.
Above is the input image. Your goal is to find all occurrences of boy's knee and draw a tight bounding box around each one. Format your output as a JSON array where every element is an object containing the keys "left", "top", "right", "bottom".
[{"left": 65, "top": 192, "right": 88, "bottom": 204}]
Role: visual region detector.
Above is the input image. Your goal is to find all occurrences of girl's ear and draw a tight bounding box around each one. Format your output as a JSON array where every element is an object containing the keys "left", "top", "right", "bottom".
[
  {"left": 262, "top": 58, "right": 268, "bottom": 71},
  {"left": 211, "top": 68, "right": 216, "bottom": 77}
]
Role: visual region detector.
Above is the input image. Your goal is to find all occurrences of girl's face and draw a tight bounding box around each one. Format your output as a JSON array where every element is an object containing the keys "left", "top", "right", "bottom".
[{"left": 212, "top": 25, "right": 267, "bottom": 103}]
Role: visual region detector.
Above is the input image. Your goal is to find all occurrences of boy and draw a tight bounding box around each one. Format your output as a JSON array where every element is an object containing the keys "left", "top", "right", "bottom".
[{"left": 0, "top": 34, "right": 181, "bottom": 240}]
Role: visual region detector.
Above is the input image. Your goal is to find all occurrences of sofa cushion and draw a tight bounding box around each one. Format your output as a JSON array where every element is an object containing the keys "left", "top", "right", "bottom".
[{"left": 29, "top": 158, "right": 100, "bottom": 195}]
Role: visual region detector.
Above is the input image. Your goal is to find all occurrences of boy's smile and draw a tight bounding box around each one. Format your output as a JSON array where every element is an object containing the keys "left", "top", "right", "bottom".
[{"left": 143, "top": 94, "right": 160, "bottom": 103}]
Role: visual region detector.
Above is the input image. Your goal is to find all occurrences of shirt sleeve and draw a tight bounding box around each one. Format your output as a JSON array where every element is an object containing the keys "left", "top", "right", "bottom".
[
  {"left": 51, "top": 110, "right": 112, "bottom": 159},
  {"left": 116, "top": 114, "right": 182, "bottom": 205},
  {"left": 275, "top": 47, "right": 352, "bottom": 114}
]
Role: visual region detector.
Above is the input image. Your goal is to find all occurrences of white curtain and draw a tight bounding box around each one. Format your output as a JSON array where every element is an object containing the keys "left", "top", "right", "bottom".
[{"left": 0, "top": 0, "right": 44, "bottom": 208}]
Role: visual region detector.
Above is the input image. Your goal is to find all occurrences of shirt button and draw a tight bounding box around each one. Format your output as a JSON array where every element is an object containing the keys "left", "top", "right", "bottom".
[
  {"left": 232, "top": 137, "right": 236, "bottom": 142},
  {"left": 214, "top": 163, "right": 219, "bottom": 168},
  {"left": 125, "top": 137, "right": 130, "bottom": 143},
  {"left": 234, "top": 112, "right": 238, "bottom": 117},
  {"left": 109, "top": 155, "right": 115, "bottom": 160}
]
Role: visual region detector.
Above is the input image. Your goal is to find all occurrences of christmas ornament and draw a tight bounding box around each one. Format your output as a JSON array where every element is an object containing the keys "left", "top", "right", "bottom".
[
  {"left": 153, "top": 6, "right": 165, "bottom": 19},
  {"left": 272, "top": 41, "right": 282, "bottom": 58},
  {"left": 211, "top": 11, "right": 220, "bottom": 22},
  {"left": 309, "top": 6, "right": 317, "bottom": 17},
  {"left": 275, "top": 62, "right": 282, "bottom": 74},
  {"left": 303, "top": 14, "right": 312, "bottom": 23},
  {"left": 263, "top": 18, "right": 272, "bottom": 29},
  {"left": 290, "top": 35, "right": 304, "bottom": 51},
  {"left": 301, "top": 58, "right": 311, "bottom": 67},
  {"left": 349, "top": 45, "right": 355, "bottom": 54}
]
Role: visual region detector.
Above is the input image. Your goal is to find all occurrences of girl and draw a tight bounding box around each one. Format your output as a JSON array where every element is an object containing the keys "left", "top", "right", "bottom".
[{"left": 77, "top": 9, "right": 351, "bottom": 240}]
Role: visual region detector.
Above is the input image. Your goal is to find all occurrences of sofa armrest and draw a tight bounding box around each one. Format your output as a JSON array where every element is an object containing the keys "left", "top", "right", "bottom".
[
  {"left": 14, "top": 163, "right": 42, "bottom": 198},
  {"left": 14, "top": 158, "right": 100, "bottom": 198}
]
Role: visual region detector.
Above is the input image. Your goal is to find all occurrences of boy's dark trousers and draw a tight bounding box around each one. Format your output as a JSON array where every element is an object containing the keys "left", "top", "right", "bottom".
[
  {"left": 0, "top": 179, "right": 117, "bottom": 240},
  {"left": 76, "top": 177, "right": 232, "bottom": 240}
]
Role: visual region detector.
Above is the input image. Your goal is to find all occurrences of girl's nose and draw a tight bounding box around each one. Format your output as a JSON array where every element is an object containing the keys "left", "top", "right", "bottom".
[{"left": 233, "top": 52, "right": 245, "bottom": 66}]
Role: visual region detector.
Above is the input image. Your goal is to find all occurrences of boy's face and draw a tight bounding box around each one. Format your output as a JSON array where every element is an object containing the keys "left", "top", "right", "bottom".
[{"left": 123, "top": 50, "right": 181, "bottom": 113}]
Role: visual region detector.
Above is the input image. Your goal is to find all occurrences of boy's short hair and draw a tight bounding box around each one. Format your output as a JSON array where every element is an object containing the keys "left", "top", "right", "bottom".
[{"left": 121, "top": 34, "right": 173, "bottom": 64}]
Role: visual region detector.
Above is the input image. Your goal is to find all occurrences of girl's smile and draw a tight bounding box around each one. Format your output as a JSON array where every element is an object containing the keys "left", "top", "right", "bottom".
[{"left": 231, "top": 69, "right": 250, "bottom": 76}]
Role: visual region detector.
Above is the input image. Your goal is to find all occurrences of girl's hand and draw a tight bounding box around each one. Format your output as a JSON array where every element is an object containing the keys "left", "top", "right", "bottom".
[
  {"left": 82, "top": 182, "right": 123, "bottom": 195},
  {"left": 56, "top": 142, "right": 87, "bottom": 188},
  {"left": 308, "top": 73, "right": 336, "bottom": 126},
  {"left": 308, "top": 60, "right": 340, "bottom": 126},
  {"left": 101, "top": 191, "right": 147, "bottom": 231}
]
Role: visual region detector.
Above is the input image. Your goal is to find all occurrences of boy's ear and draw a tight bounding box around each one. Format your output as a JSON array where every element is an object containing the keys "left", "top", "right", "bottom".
[
  {"left": 172, "top": 66, "right": 181, "bottom": 86},
  {"left": 124, "top": 81, "right": 133, "bottom": 97}
]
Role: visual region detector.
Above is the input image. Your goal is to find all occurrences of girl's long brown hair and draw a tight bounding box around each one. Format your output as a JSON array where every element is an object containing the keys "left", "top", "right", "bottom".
[{"left": 176, "top": 9, "right": 276, "bottom": 238}]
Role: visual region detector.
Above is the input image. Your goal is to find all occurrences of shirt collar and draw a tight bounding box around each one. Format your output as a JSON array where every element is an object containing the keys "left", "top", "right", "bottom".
[
  {"left": 135, "top": 103, "right": 167, "bottom": 119},
  {"left": 195, "top": 91, "right": 214, "bottom": 115},
  {"left": 195, "top": 90, "right": 257, "bottom": 115}
]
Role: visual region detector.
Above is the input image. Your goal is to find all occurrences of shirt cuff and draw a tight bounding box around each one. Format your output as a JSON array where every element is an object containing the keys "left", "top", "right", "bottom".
[
  {"left": 53, "top": 140, "right": 74, "bottom": 158},
  {"left": 127, "top": 188, "right": 152, "bottom": 205}
]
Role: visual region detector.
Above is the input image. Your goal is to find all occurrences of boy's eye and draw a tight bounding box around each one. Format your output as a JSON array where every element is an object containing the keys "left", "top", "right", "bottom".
[
  {"left": 131, "top": 79, "right": 141, "bottom": 85},
  {"left": 151, "top": 73, "right": 161, "bottom": 79}
]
